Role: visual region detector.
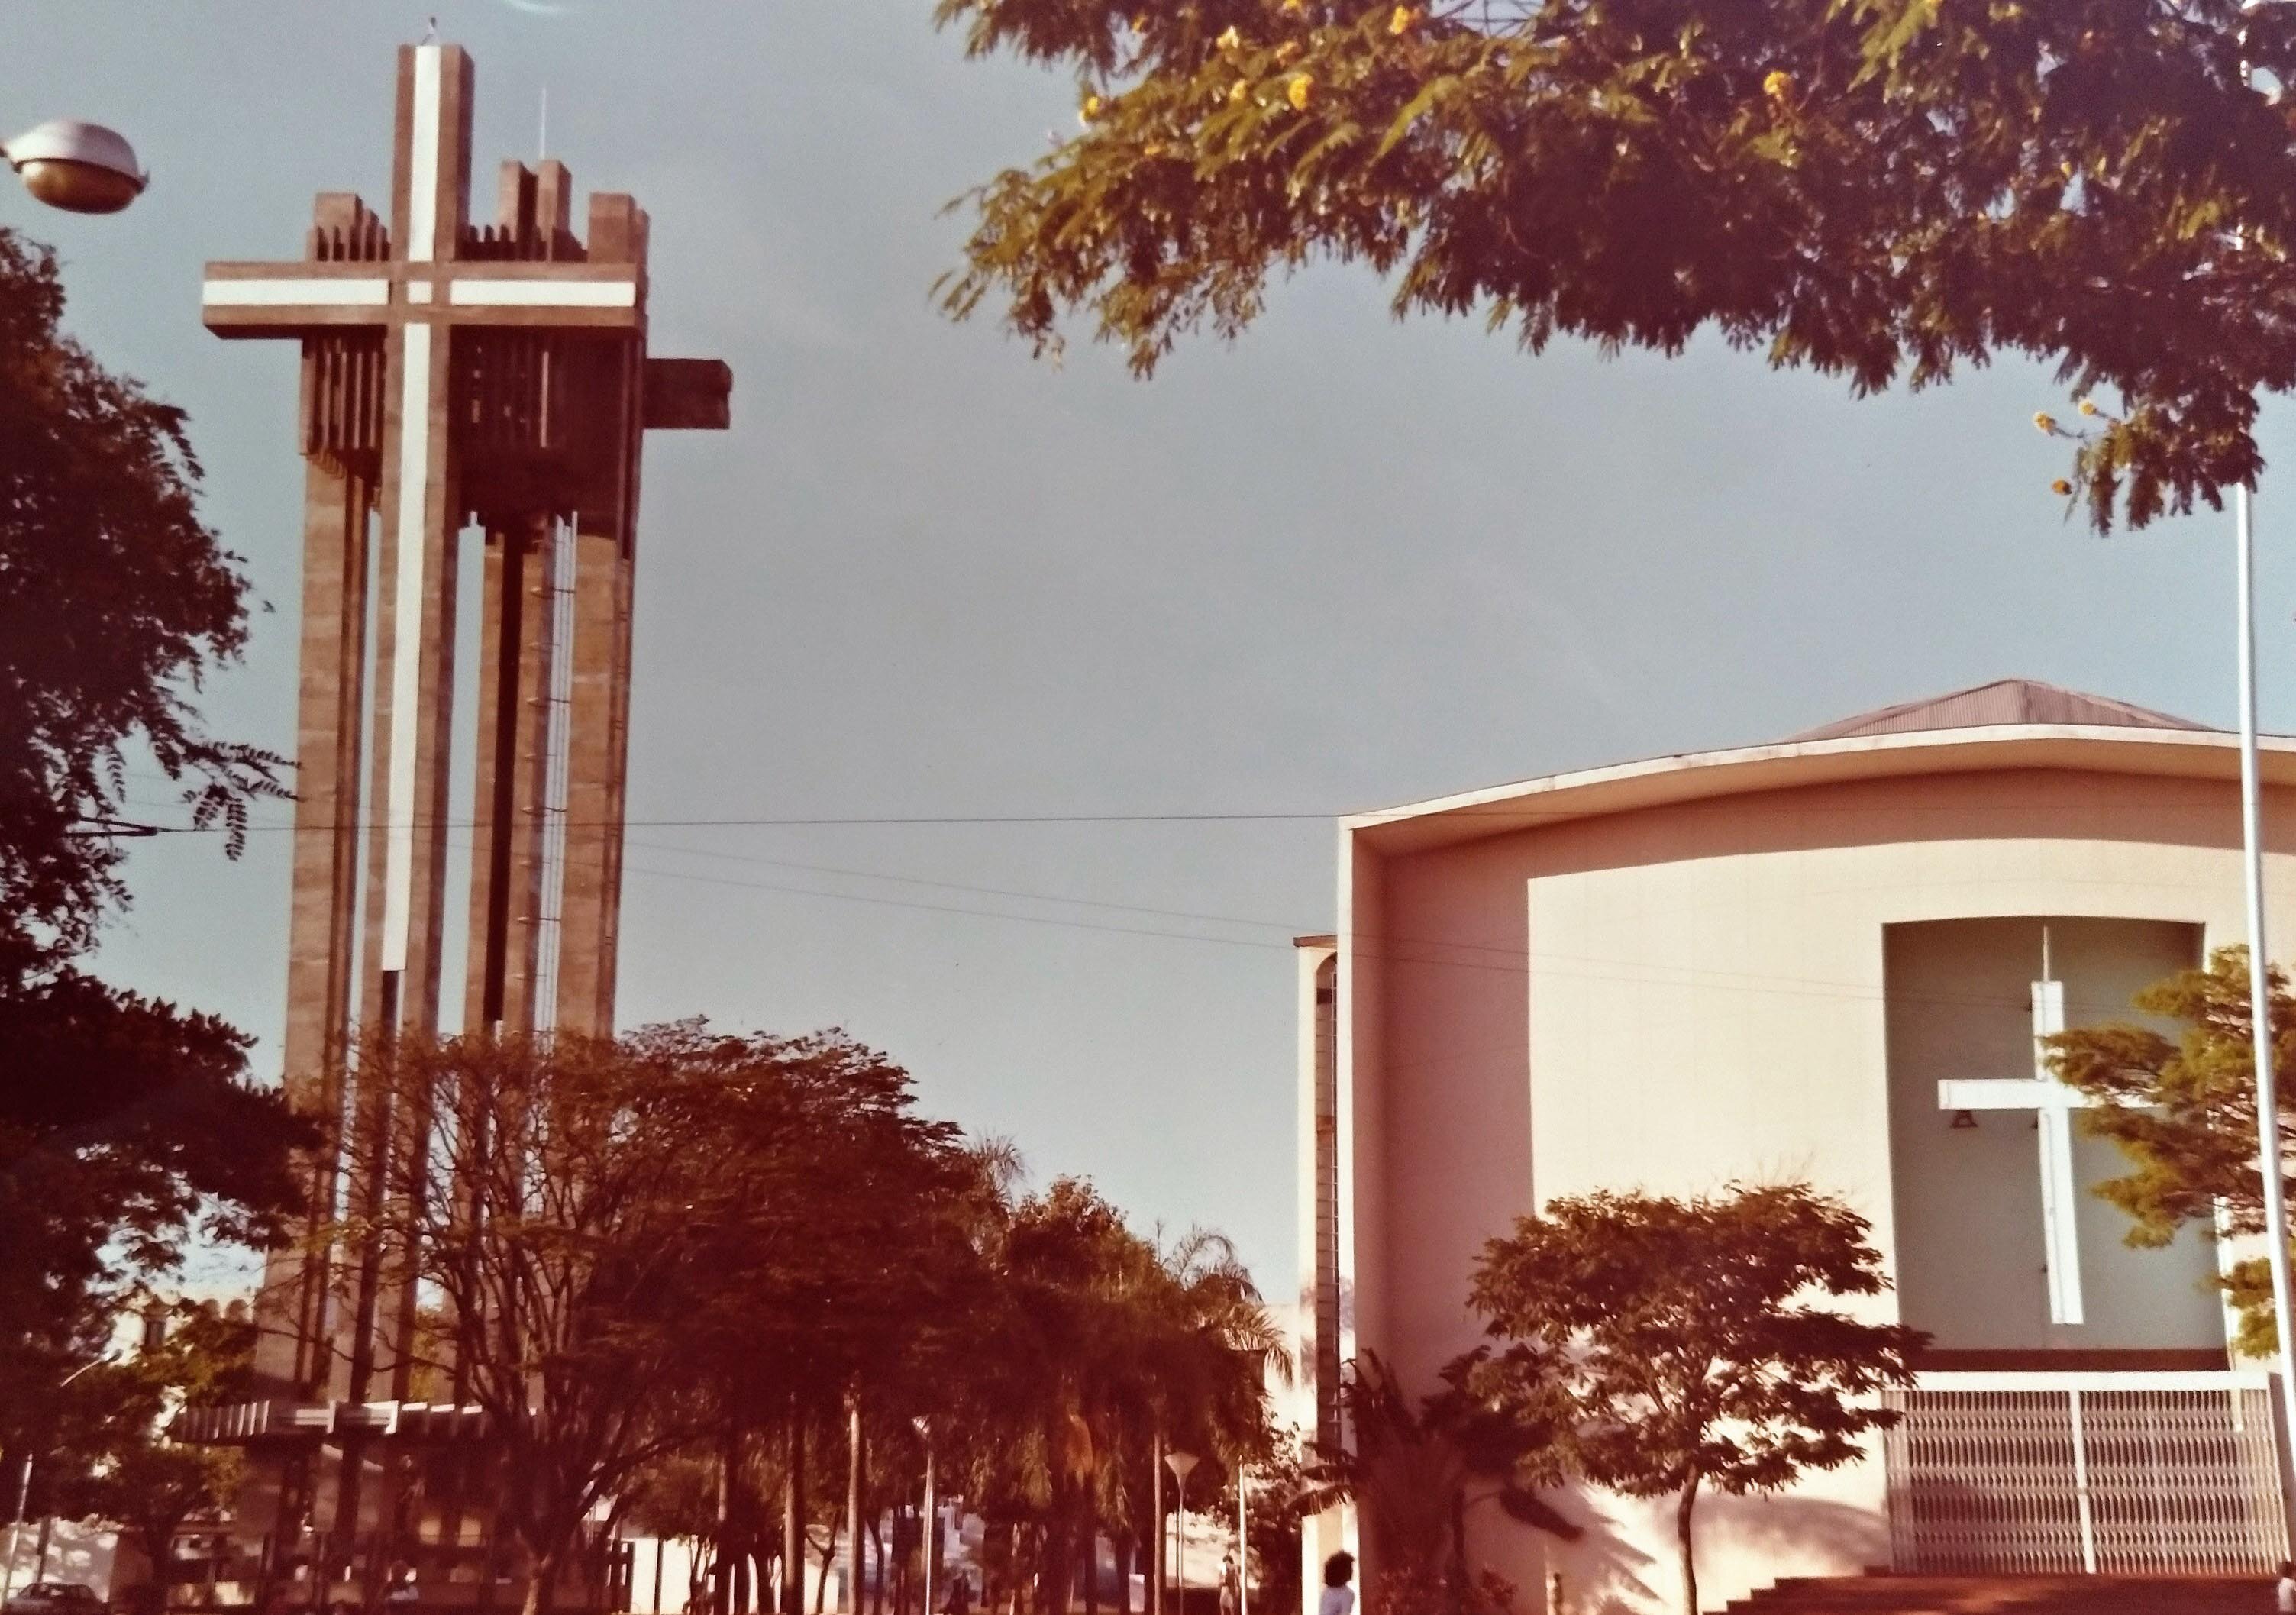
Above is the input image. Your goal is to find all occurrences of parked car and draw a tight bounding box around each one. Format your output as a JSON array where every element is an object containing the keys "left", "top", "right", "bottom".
[{"left": 2, "top": 1586, "right": 108, "bottom": 1615}]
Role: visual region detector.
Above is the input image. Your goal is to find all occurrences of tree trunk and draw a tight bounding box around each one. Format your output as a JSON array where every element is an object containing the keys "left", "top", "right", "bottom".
[
  {"left": 848, "top": 1398, "right": 865, "bottom": 1615},
  {"left": 519, "top": 1549, "right": 556, "bottom": 1615},
  {"left": 869, "top": 1515, "right": 886, "bottom": 1615},
  {"left": 1674, "top": 1478, "right": 1701, "bottom": 1615},
  {"left": 1111, "top": 1532, "right": 1132, "bottom": 1615},
  {"left": 816, "top": 1527, "right": 838, "bottom": 1615},
  {"left": 1448, "top": 1486, "right": 1468, "bottom": 1615},
  {"left": 785, "top": 1411, "right": 809, "bottom": 1615},
  {"left": 716, "top": 1430, "right": 737, "bottom": 1615}
]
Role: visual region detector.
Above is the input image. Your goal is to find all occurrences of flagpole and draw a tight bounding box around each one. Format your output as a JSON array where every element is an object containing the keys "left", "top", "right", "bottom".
[{"left": 2236, "top": 476, "right": 2296, "bottom": 1463}]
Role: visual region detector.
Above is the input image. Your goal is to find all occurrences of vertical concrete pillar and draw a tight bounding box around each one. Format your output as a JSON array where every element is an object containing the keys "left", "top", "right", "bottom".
[
  {"left": 263, "top": 457, "right": 372, "bottom": 1393},
  {"left": 502, "top": 519, "right": 557, "bottom": 1035},
  {"left": 554, "top": 497, "right": 633, "bottom": 1038}
]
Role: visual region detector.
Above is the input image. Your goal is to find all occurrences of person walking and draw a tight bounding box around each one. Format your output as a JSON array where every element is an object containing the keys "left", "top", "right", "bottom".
[
  {"left": 1218, "top": 1554, "right": 1238, "bottom": 1615},
  {"left": 1318, "top": 1555, "right": 1353, "bottom": 1615},
  {"left": 2275, "top": 1560, "right": 2295, "bottom": 1615}
]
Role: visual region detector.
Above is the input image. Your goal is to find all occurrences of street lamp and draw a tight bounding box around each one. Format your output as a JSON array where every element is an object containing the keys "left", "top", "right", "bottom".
[
  {"left": 1164, "top": 1450, "right": 1199, "bottom": 1615},
  {"left": 2, "top": 119, "right": 146, "bottom": 214},
  {"left": 912, "top": 1417, "right": 935, "bottom": 1615},
  {"left": 2, "top": 1356, "right": 112, "bottom": 1601},
  {"left": 1235, "top": 1466, "right": 1248, "bottom": 1615}
]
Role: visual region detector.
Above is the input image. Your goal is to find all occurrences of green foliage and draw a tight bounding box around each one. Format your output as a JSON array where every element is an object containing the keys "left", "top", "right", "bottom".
[
  {"left": 0, "top": 224, "right": 302, "bottom": 1484},
  {"left": 926, "top": 1177, "right": 1284, "bottom": 1613},
  {"left": 1302, "top": 1351, "right": 1574, "bottom": 1596},
  {"left": 0, "top": 228, "right": 283, "bottom": 963},
  {"left": 1462, "top": 1182, "right": 1922, "bottom": 1615},
  {"left": 936, "top": 0, "right": 2296, "bottom": 531},
  {"left": 55, "top": 1306, "right": 257, "bottom": 1589},
  {"left": 1238, "top": 1426, "right": 1313, "bottom": 1615},
  {"left": 328, "top": 1028, "right": 1282, "bottom": 1615},
  {"left": 2046, "top": 943, "right": 2296, "bottom": 1355}
]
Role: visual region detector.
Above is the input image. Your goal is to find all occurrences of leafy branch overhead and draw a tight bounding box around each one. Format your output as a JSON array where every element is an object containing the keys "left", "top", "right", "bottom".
[
  {"left": 938, "top": 0, "right": 2296, "bottom": 531},
  {"left": 0, "top": 228, "right": 286, "bottom": 965}
]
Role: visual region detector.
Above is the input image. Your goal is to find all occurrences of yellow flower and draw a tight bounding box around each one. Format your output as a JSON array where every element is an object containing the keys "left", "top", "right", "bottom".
[
  {"left": 2052, "top": 479, "right": 2073, "bottom": 497},
  {"left": 1276, "top": 39, "right": 1300, "bottom": 61},
  {"left": 1282, "top": 0, "right": 1306, "bottom": 10},
  {"left": 1081, "top": 94, "right": 1103, "bottom": 122},
  {"left": 1218, "top": 24, "right": 1243, "bottom": 50},
  {"left": 2078, "top": 399, "right": 2099, "bottom": 417},
  {"left": 2033, "top": 412, "right": 2058, "bottom": 434},
  {"left": 1763, "top": 69, "right": 1793, "bottom": 102},
  {"left": 1230, "top": 78, "right": 1251, "bottom": 103},
  {"left": 1390, "top": 5, "right": 1416, "bottom": 33},
  {"left": 1289, "top": 73, "right": 1315, "bottom": 109}
]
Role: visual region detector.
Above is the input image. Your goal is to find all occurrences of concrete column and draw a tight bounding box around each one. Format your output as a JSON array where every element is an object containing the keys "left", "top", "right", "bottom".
[
  {"left": 263, "top": 458, "right": 372, "bottom": 1398},
  {"left": 502, "top": 518, "right": 557, "bottom": 1035},
  {"left": 554, "top": 508, "right": 631, "bottom": 1038},
  {"left": 554, "top": 332, "right": 641, "bottom": 1039},
  {"left": 463, "top": 525, "right": 513, "bottom": 1036}
]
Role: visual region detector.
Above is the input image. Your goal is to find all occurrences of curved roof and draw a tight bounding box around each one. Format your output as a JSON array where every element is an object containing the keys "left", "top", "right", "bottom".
[{"left": 1347, "top": 680, "right": 2278, "bottom": 856}]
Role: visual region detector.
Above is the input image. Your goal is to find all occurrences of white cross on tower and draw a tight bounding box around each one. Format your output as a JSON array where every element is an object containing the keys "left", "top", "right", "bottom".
[
  {"left": 1936, "top": 939, "right": 2103, "bottom": 1326},
  {"left": 198, "top": 43, "right": 645, "bottom": 1003}
]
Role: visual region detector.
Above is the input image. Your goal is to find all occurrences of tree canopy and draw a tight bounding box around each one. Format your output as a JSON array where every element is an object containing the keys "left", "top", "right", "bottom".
[
  {"left": 1462, "top": 1182, "right": 1922, "bottom": 1615},
  {"left": 0, "top": 226, "right": 303, "bottom": 1488},
  {"left": 328, "top": 1026, "right": 1281, "bottom": 1615},
  {"left": 936, "top": 0, "right": 2296, "bottom": 531},
  {"left": 0, "top": 969, "right": 303, "bottom": 1457},
  {"left": 0, "top": 227, "right": 283, "bottom": 965},
  {"left": 58, "top": 1305, "right": 257, "bottom": 1603}
]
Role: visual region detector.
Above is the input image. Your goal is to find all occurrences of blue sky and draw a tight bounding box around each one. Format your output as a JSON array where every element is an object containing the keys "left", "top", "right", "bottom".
[{"left": 6, "top": 2, "right": 2287, "bottom": 1310}]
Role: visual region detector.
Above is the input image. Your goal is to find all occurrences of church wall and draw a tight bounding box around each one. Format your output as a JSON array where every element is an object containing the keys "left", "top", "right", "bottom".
[{"left": 1348, "top": 764, "right": 2296, "bottom": 1614}]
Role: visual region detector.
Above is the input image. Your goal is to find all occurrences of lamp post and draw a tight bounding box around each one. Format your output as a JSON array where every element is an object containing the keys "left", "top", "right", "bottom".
[
  {"left": 1164, "top": 1451, "right": 1198, "bottom": 1615},
  {"left": 912, "top": 1418, "right": 935, "bottom": 1615},
  {"left": 2, "top": 1357, "right": 113, "bottom": 1601},
  {"left": 1235, "top": 1467, "right": 1248, "bottom": 1615},
  {"left": 3, "top": 118, "right": 147, "bottom": 214}
]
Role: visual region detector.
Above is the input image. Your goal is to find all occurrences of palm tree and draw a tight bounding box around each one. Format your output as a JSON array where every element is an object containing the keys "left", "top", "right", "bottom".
[{"left": 1300, "top": 1355, "right": 1578, "bottom": 1615}]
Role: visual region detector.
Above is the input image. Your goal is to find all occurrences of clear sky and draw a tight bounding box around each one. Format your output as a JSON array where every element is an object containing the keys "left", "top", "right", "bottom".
[{"left": 8, "top": 2, "right": 2291, "bottom": 1315}]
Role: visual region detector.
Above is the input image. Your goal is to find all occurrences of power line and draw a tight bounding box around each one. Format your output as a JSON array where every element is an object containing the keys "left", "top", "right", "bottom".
[
  {"left": 612, "top": 858, "right": 2178, "bottom": 1016},
  {"left": 113, "top": 783, "right": 2272, "bottom": 837},
  {"left": 114, "top": 799, "right": 2236, "bottom": 1010}
]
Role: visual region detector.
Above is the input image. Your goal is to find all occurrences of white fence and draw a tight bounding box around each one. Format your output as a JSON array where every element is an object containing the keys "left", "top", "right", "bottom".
[{"left": 1882, "top": 1372, "right": 2290, "bottom": 1575}]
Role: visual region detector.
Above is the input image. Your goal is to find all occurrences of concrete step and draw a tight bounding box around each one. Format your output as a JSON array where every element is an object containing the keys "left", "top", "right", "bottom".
[{"left": 1716, "top": 1573, "right": 2275, "bottom": 1615}]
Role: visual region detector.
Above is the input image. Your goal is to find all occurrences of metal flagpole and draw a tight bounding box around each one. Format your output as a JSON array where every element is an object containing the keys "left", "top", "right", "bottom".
[{"left": 2235, "top": 476, "right": 2296, "bottom": 1468}]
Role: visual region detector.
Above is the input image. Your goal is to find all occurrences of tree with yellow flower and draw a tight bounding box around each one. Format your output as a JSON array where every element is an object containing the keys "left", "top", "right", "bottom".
[{"left": 934, "top": 0, "right": 2296, "bottom": 533}]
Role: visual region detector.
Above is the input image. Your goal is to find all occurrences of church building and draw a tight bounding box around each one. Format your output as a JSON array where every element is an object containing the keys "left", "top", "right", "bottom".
[{"left": 1293, "top": 680, "right": 2295, "bottom": 1612}]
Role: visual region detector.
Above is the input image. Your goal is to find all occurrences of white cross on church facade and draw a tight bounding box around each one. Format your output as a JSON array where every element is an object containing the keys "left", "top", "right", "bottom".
[{"left": 1936, "top": 953, "right": 2114, "bottom": 1327}]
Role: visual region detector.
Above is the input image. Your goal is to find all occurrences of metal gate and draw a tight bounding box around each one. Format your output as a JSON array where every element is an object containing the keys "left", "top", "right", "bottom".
[{"left": 1882, "top": 1372, "right": 2290, "bottom": 1574}]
